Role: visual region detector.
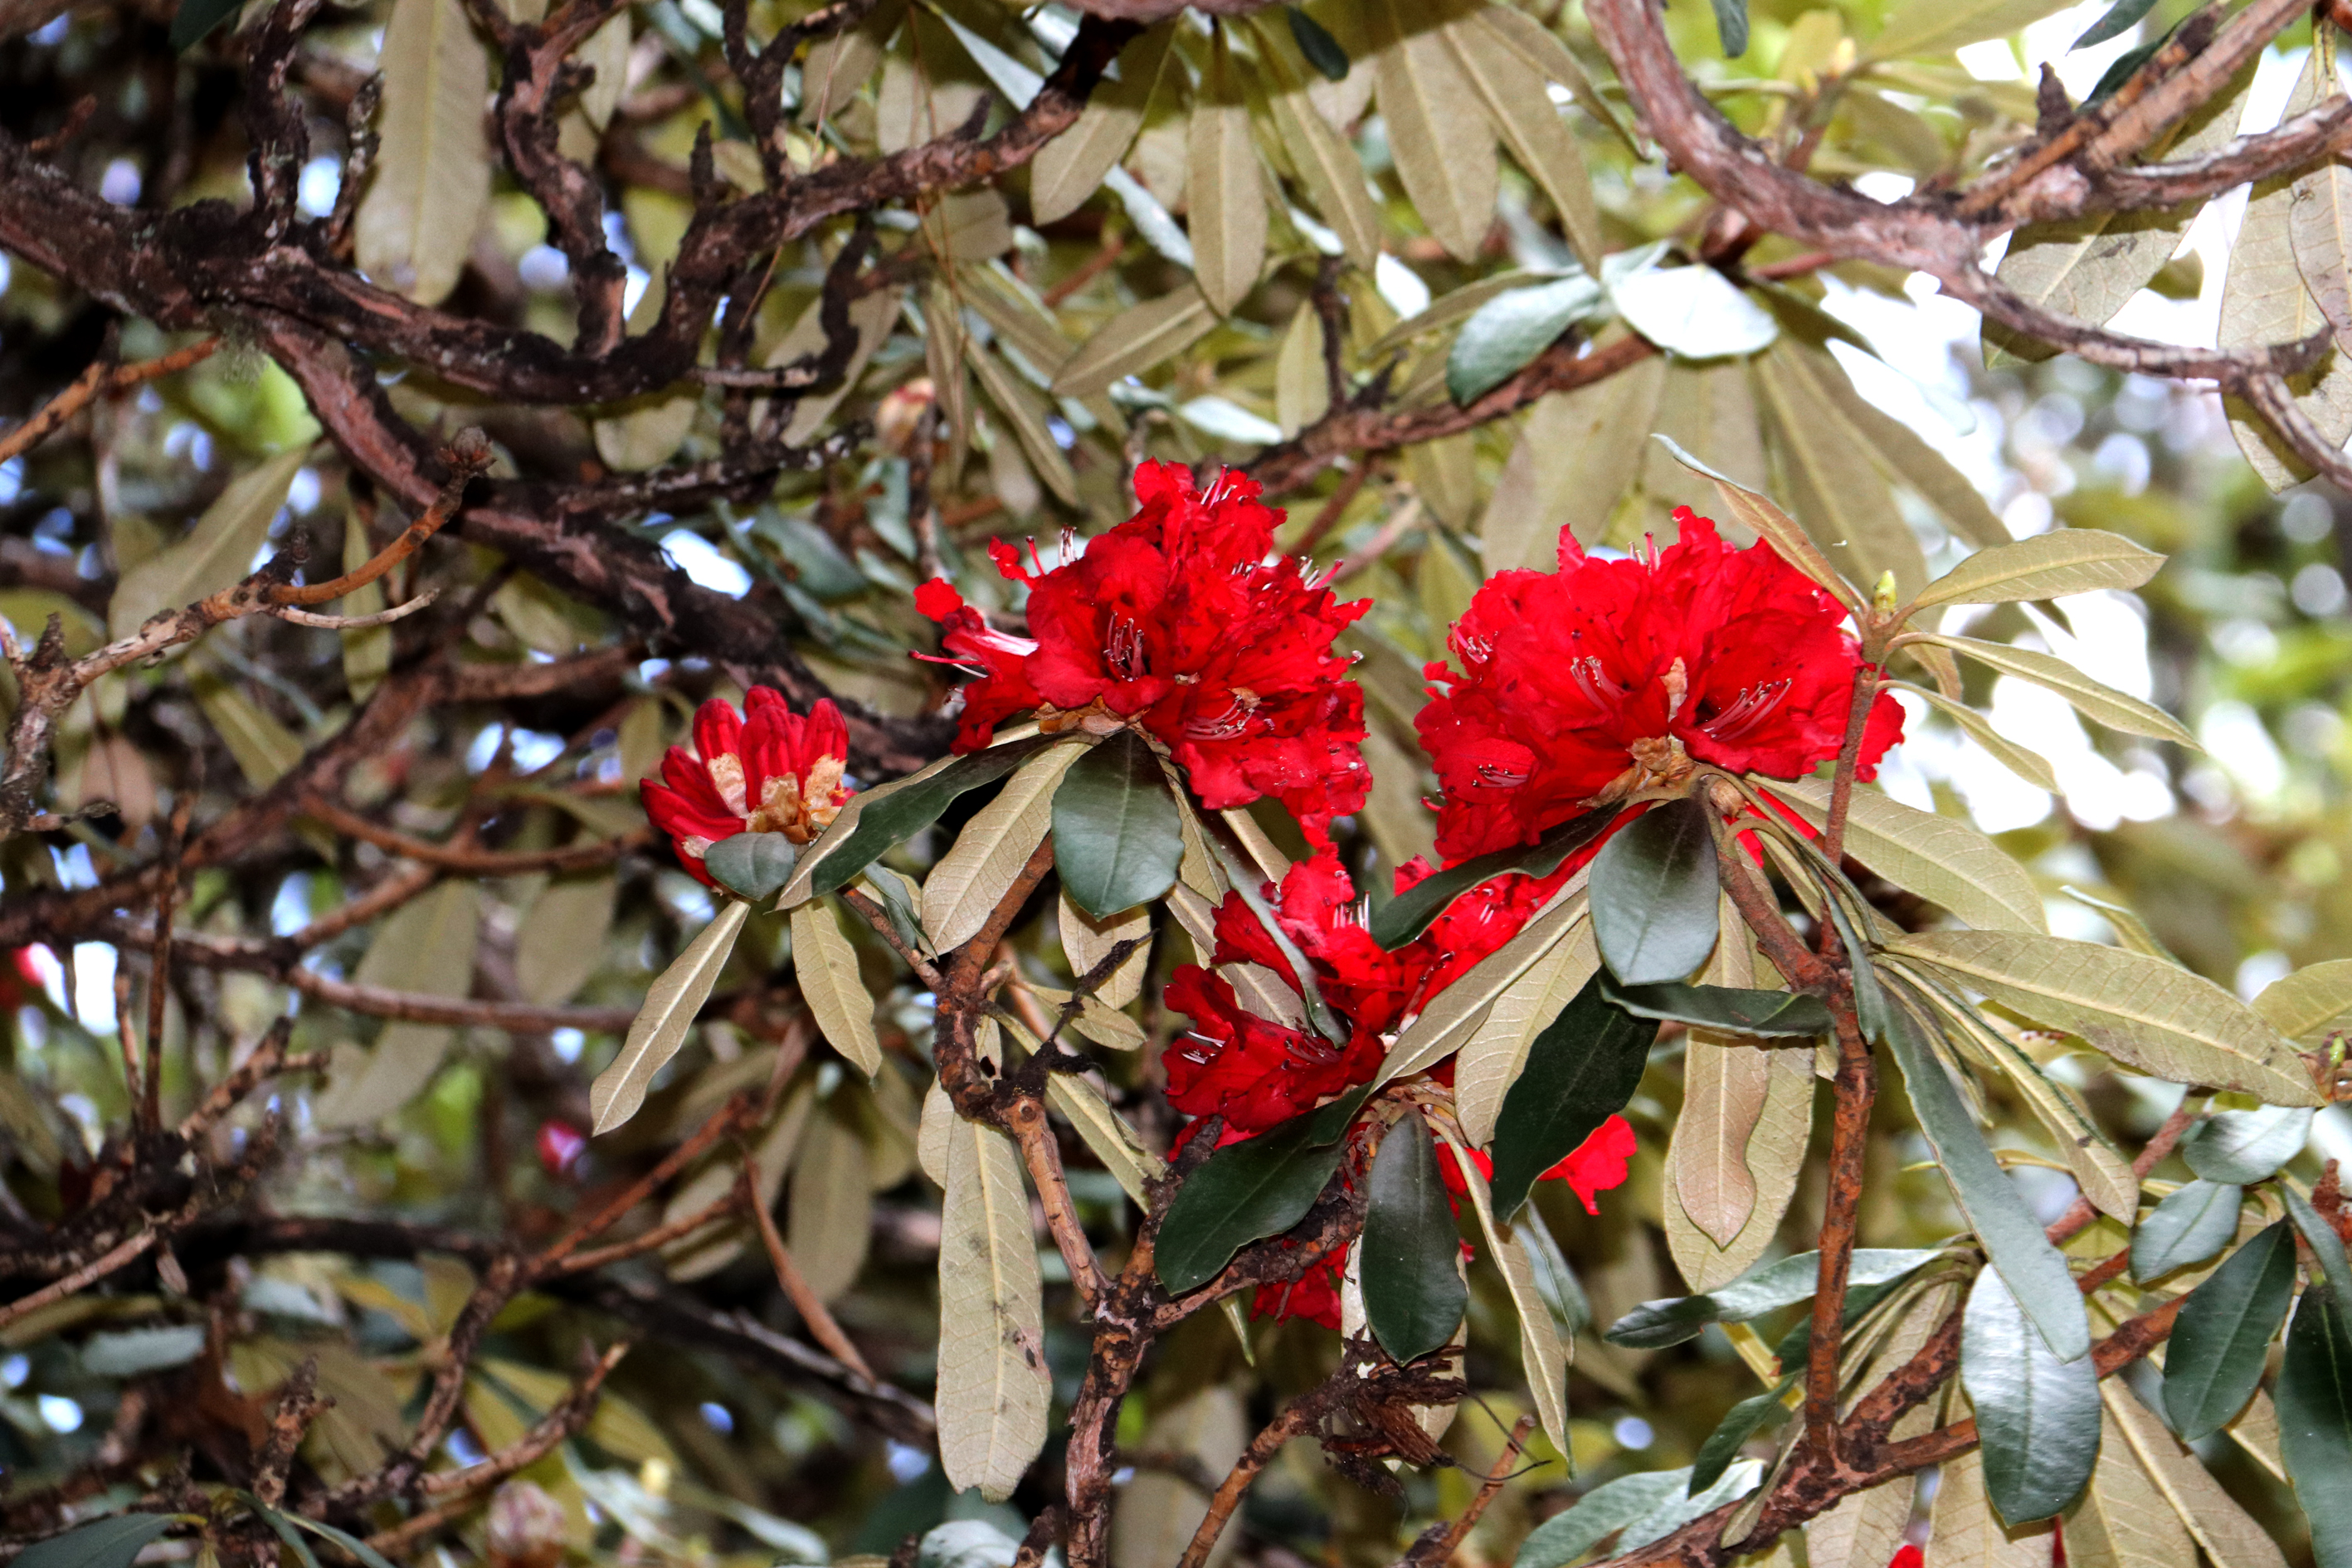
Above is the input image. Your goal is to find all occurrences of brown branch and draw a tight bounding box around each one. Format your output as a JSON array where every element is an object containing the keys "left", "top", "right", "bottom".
[
  {"left": 2044, "top": 1095, "right": 2197, "bottom": 1245},
  {"left": 251, "top": 1359, "right": 324, "bottom": 1509},
  {"left": 1176, "top": 1403, "right": 1320, "bottom": 1568},
  {"left": 1402, "top": 1415, "right": 1537, "bottom": 1568},
  {"left": 0, "top": 1231, "right": 157, "bottom": 1332},
  {"left": 538, "top": 1093, "right": 759, "bottom": 1269},
  {"left": 743, "top": 1156, "right": 877, "bottom": 1381},
  {"left": 299, "top": 796, "right": 651, "bottom": 874},
  {"left": 267, "top": 433, "right": 489, "bottom": 606},
  {"left": 0, "top": 337, "right": 221, "bottom": 466}
]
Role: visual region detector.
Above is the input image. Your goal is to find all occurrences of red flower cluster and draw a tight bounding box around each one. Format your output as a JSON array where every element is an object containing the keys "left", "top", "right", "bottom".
[
  {"left": 914, "top": 461, "right": 1371, "bottom": 844},
  {"left": 1437, "top": 1127, "right": 1638, "bottom": 1218},
  {"left": 641, "top": 691, "right": 854, "bottom": 887},
  {"left": 1163, "top": 850, "right": 1561, "bottom": 1137},
  {"left": 1415, "top": 510, "right": 1904, "bottom": 863}
]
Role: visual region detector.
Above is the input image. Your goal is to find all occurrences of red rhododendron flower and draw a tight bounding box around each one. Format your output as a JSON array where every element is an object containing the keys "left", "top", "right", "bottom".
[
  {"left": 1887, "top": 1547, "right": 1924, "bottom": 1568},
  {"left": 641, "top": 691, "right": 853, "bottom": 886},
  {"left": 536, "top": 1120, "right": 587, "bottom": 1179},
  {"left": 1416, "top": 510, "right": 1904, "bottom": 863},
  {"left": 1436, "top": 1120, "right": 1638, "bottom": 1216},
  {"left": 1250, "top": 1248, "right": 1347, "bottom": 1328},
  {"left": 1164, "top": 849, "right": 1566, "bottom": 1137},
  {"left": 915, "top": 461, "right": 1371, "bottom": 845}
]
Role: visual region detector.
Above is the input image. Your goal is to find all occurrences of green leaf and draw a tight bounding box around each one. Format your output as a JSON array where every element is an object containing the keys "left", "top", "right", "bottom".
[
  {"left": 1369, "top": 0, "right": 1497, "bottom": 263},
  {"left": 792, "top": 898, "right": 883, "bottom": 1077},
  {"left": 1189, "top": 26, "right": 1264, "bottom": 317},
  {"left": 803, "top": 733, "right": 1062, "bottom": 898},
  {"left": 242, "top": 1500, "right": 323, "bottom": 1568},
  {"left": 355, "top": 0, "right": 492, "bottom": 307},
  {"left": 2181, "top": 1107, "right": 2314, "bottom": 1185},
  {"left": 590, "top": 899, "right": 751, "bottom": 1133},
  {"left": 2072, "top": 0, "right": 2160, "bottom": 47},
  {"left": 1441, "top": 1132, "right": 1575, "bottom": 1456},
  {"left": 1030, "top": 25, "right": 1172, "bottom": 226},
  {"left": 1380, "top": 887, "right": 1588, "bottom": 1085},
  {"left": 1888, "top": 679, "right": 2061, "bottom": 793},
  {"left": 1909, "top": 528, "right": 2164, "bottom": 610},
  {"left": 1612, "top": 267, "right": 1776, "bottom": 359},
  {"left": 704, "top": 833, "right": 797, "bottom": 902},
  {"left": 1604, "top": 1248, "right": 1942, "bottom": 1349},
  {"left": 1445, "top": 277, "right": 1606, "bottom": 405},
  {"left": 1370, "top": 806, "right": 1617, "bottom": 950},
  {"left": 1440, "top": 19, "right": 1604, "bottom": 271},
  {"left": 1600, "top": 976, "right": 1832, "bottom": 1038},
  {"left": 1961, "top": 1267, "right": 2101, "bottom": 1524},
  {"left": 1361, "top": 1115, "right": 1469, "bottom": 1363},
  {"left": 1590, "top": 798, "right": 1720, "bottom": 985},
  {"left": 112, "top": 446, "right": 309, "bottom": 639},
  {"left": 1512, "top": 1471, "right": 1692, "bottom": 1568},
  {"left": 1690, "top": 1380, "right": 1793, "bottom": 1493},
  {"left": 2166, "top": 1220, "right": 2298, "bottom": 1442},
  {"left": 2281, "top": 1286, "right": 2352, "bottom": 1568},
  {"left": 937, "top": 1113, "right": 1049, "bottom": 1502},
  {"left": 2283, "top": 1186, "right": 2352, "bottom": 1309},
  {"left": 1884, "top": 930, "right": 2319, "bottom": 1108},
  {"left": 1288, "top": 6, "right": 1350, "bottom": 79},
  {"left": 170, "top": 0, "right": 241, "bottom": 48},
  {"left": 1912, "top": 631, "right": 2199, "bottom": 750},
  {"left": 1052, "top": 730, "right": 1184, "bottom": 919},
  {"left": 1867, "top": 0, "right": 2086, "bottom": 61},
  {"left": 1882, "top": 987, "right": 2091, "bottom": 1361},
  {"left": 14, "top": 1516, "right": 179, "bottom": 1568},
  {"left": 1155, "top": 1086, "right": 1372, "bottom": 1294},
  {"left": 2131, "top": 1179, "right": 2243, "bottom": 1280},
  {"left": 1488, "top": 971, "right": 1653, "bottom": 1216},
  {"left": 1051, "top": 287, "right": 1219, "bottom": 398},
  {"left": 1712, "top": 0, "right": 1749, "bottom": 54},
  {"left": 2256, "top": 958, "right": 2352, "bottom": 1041}
]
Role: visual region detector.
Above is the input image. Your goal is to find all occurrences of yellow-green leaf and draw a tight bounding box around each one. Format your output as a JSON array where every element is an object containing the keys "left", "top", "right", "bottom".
[
  {"left": 937, "top": 1113, "right": 1049, "bottom": 1502},
  {"left": 355, "top": 0, "right": 491, "bottom": 305},
  {"left": 792, "top": 898, "right": 883, "bottom": 1077},
  {"left": 587, "top": 899, "right": 748, "bottom": 1133},
  {"left": 110, "top": 446, "right": 308, "bottom": 638}
]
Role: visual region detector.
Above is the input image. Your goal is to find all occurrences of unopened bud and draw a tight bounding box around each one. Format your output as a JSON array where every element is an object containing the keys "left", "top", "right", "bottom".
[
  {"left": 485, "top": 1481, "right": 568, "bottom": 1568},
  {"left": 1872, "top": 570, "right": 1899, "bottom": 616}
]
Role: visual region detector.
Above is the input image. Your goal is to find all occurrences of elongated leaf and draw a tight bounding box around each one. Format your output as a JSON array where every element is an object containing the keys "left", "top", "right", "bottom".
[
  {"left": 589, "top": 900, "right": 749, "bottom": 1133},
  {"left": 1059, "top": 890, "right": 1151, "bottom": 1010},
  {"left": 1775, "top": 340, "right": 2007, "bottom": 549},
  {"left": 1488, "top": 972, "right": 1653, "bottom": 1215},
  {"left": 1381, "top": 888, "right": 1587, "bottom": 1084},
  {"left": 1045, "top": 1074, "right": 1161, "bottom": 1204},
  {"left": 968, "top": 346, "right": 1079, "bottom": 508},
  {"left": 1602, "top": 978, "right": 1831, "bottom": 1038},
  {"left": 1913, "top": 530, "right": 2164, "bottom": 610},
  {"left": 1513, "top": 1471, "right": 1692, "bottom": 1568},
  {"left": 2283, "top": 1286, "right": 2352, "bottom": 1568},
  {"left": 1607, "top": 1247, "right": 1940, "bottom": 1348},
  {"left": 2182, "top": 1106, "right": 2312, "bottom": 1183},
  {"left": 2259, "top": 957, "right": 2352, "bottom": 1040},
  {"left": 1254, "top": 20, "right": 1381, "bottom": 268},
  {"left": 1473, "top": 5, "right": 1637, "bottom": 154},
  {"left": 1371, "top": 805, "right": 1616, "bottom": 950},
  {"left": 1442, "top": 19, "right": 1602, "bottom": 270},
  {"left": 1485, "top": 363, "right": 1668, "bottom": 571},
  {"left": 1274, "top": 300, "right": 1331, "bottom": 437},
  {"left": 355, "top": 0, "right": 490, "bottom": 305},
  {"left": 1441, "top": 1132, "right": 1572, "bottom": 1458},
  {"left": 1053, "top": 287, "right": 1219, "bottom": 397},
  {"left": 2166, "top": 1219, "right": 2296, "bottom": 1441},
  {"left": 797, "top": 0, "right": 902, "bottom": 125},
  {"left": 193, "top": 670, "right": 304, "bottom": 790},
  {"left": 1369, "top": 0, "right": 1496, "bottom": 262},
  {"left": 1672, "top": 906, "right": 1765, "bottom": 1248},
  {"left": 791, "top": 899, "right": 882, "bottom": 1077},
  {"left": 1445, "top": 278, "right": 1605, "bottom": 405},
  {"left": 518, "top": 875, "right": 616, "bottom": 1006},
  {"left": 789, "top": 1108, "right": 872, "bottom": 1300},
  {"left": 315, "top": 881, "right": 485, "bottom": 1127},
  {"left": 937, "top": 1113, "right": 1049, "bottom": 1503},
  {"left": 1753, "top": 343, "right": 1926, "bottom": 600},
  {"left": 1053, "top": 731, "right": 1183, "bottom": 918},
  {"left": 923, "top": 743, "right": 1083, "bottom": 951},
  {"left": 15, "top": 1516, "right": 179, "bottom": 1568},
  {"left": 1962, "top": 1267, "right": 2101, "bottom": 1522},
  {"left": 1590, "top": 798, "right": 1719, "bottom": 985},
  {"left": 1690, "top": 1380, "right": 1793, "bottom": 1493},
  {"left": 112, "top": 447, "right": 309, "bottom": 638},
  {"left": 1457, "top": 913, "right": 1600, "bottom": 1146},
  {"left": 1889, "top": 679, "right": 2060, "bottom": 792},
  {"left": 1156, "top": 1087, "right": 1371, "bottom": 1293},
  {"left": 1189, "top": 28, "right": 1264, "bottom": 316},
  {"left": 798, "top": 733, "right": 1063, "bottom": 900},
  {"left": 1868, "top": 0, "right": 2084, "bottom": 60},
  {"left": 2131, "top": 1179, "right": 2242, "bottom": 1280},
  {"left": 1620, "top": 1460, "right": 1765, "bottom": 1552},
  {"left": 1915, "top": 632, "right": 2199, "bottom": 749},
  {"left": 2283, "top": 1185, "right": 2352, "bottom": 1308},
  {"left": 1655, "top": 434, "right": 1860, "bottom": 611},
  {"left": 2104, "top": 1381, "right": 2290, "bottom": 1568},
  {"left": 1361, "top": 1116, "right": 1468, "bottom": 1362},
  {"left": 1885, "top": 930, "right": 2318, "bottom": 1106},
  {"left": 2061, "top": 1404, "right": 2195, "bottom": 1568},
  {"left": 1030, "top": 25, "right": 1172, "bottom": 226},
  {"left": 1882, "top": 988, "right": 2090, "bottom": 1360}
]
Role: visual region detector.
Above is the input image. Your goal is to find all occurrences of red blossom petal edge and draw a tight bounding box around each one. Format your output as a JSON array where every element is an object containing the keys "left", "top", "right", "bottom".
[
  {"left": 640, "top": 691, "right": 854, "bottom": 886},
  {"left": 1415, "top": 509, "right": 1904, "bottom": 863},
  {"left": 914, "top": 460, "right": 1372, "bottom": 845}
]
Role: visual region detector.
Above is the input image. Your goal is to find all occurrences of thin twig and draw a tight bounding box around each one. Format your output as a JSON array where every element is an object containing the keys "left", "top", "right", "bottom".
[
  {"left": 0, "top": 338, "right": 222, "bottom": 466},
  {"left": 0, "top": 1231, "right": 158, "bottom": 1332},
  {"left": 743, "top": 1156, "right": 877, "bottom": 1380}
]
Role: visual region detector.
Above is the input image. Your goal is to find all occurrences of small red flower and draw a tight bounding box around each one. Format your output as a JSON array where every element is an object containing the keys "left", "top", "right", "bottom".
[
  {"left": 1416, "top": 510, "right": 1904, "bottom": 863},
  {"left": 1435, "top": 1120, "right": 1638, "bottom": 1216},
  {"left": 640, "top": 691, "right": 854, "bottom": 887},
  {"left": 535, "top": 1120, "right": 587, "bottom": 1178},
  {"left": 1250, "top": 1248, "right": 1347, "bottom": 1328},
  {"left": 1165, "top": 850, "right": 1566, "bottom": 1137},
  {"left": 915, "top": 461, "right": 1372, "bottom": 845},
  {"left": 1887, "top": 1547, "right": 1925, "bottom": 1568}
]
